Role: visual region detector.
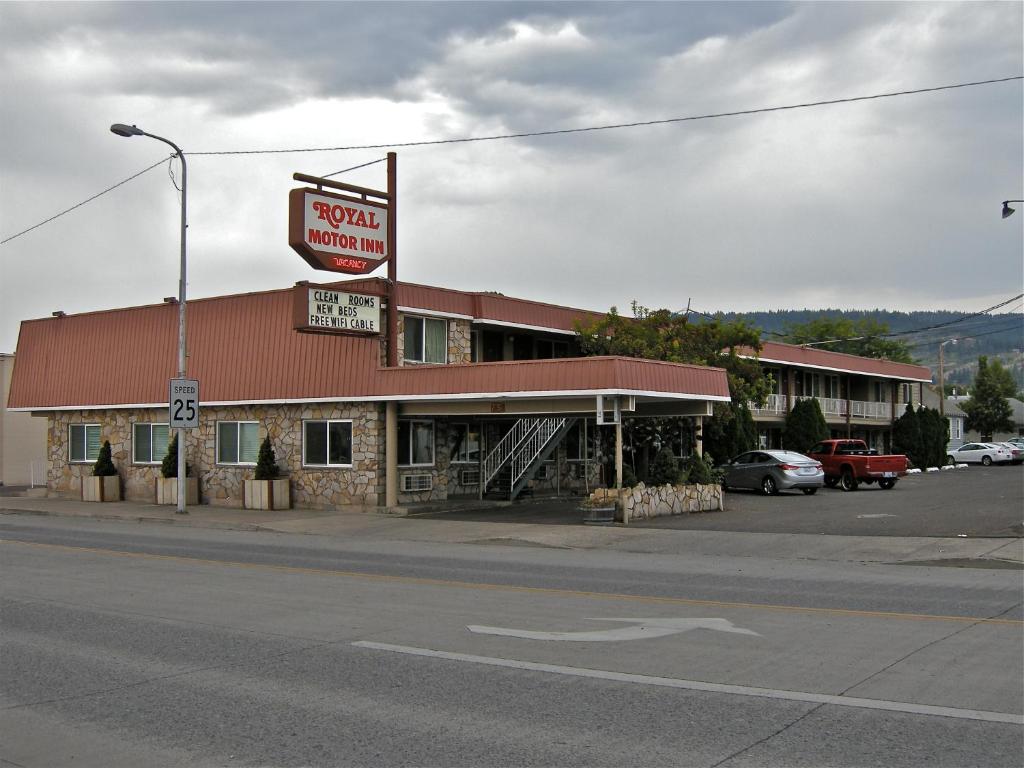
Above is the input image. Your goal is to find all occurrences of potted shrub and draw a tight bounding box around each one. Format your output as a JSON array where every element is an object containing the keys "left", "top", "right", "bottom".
[
  {"left": 156, "top": 433, "right": 199, "bottom": 505},
  {"left": 83, "top": 440, "right": 121, "bottom": 502},
  {"left": 244, "top": 436, "right": 290, "bottom": 510}
]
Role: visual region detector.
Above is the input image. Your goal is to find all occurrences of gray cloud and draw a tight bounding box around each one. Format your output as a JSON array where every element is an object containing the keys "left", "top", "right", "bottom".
[{"left": 0, "top": 1, "right": 1020, "bottom": 354}]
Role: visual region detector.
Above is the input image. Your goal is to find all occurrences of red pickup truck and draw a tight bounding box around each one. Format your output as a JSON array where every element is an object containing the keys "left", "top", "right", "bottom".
[{"left": 805, "top": 439, "right": 908, "bottom": 491}]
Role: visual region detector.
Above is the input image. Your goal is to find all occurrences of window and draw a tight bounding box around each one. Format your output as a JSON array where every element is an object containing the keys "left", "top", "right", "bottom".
[
  {"left": 133, "top": 423, "right": 170, "bottom": 464},
  {"left": 825, "top": 376, "right": 841, "bottom": 399},
  {"left": 398, "top": 420, "right": 434, "bottom": 466},
  {"left": 403, "top": 316, "right": 447, "bottom": 363},
  {"left": 536, "top": 339, "right": 570, "bottom": 359},
  {"left": 873, "top": 381, "right": 888, "bottom": 402},
  {"left": 803, "top": 373, "right": 821, "bottom": 397},
  {"left": 217, "top": 421, "right": 260, "bottom": 465},
  {"left": 901, "top": 383, "right": 914, "bottom": 403},
  {"left": 303, "top": 420, "right": 352, "bottom": 466},
  {"left": 69, "top": 424, "right": 101, "bottom": 463},
  {"left": 565, "top": 420, "right": 597, "bottom": 461},
  {"left": 470, "top": 330, "right": 480, "bottom": 363},
  {"left": 950, "top": 419, "right": 962, "bottom": 440},
  {"left": 452, "top": 423, "right": 481, "bottom": 463}
]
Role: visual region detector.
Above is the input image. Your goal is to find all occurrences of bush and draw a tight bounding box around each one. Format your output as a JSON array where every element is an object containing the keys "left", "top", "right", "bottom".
[
  {"left": 161, "top": 434, "right": 192, "bottom": 479},
  {"left": 92, "top": 440, "right": 118, "bottom": 477},
  {"left": 254, "top": 436, "right": 280, "bottom": 480},
  {"left": 620, "top": 464, "right": 638, "bottom": 488},
  {"left": 648, "top": 447, "right": 680, "bottom": 485},
  {"left": 682, "top": 453, "right": 713, "bottom": 484}
]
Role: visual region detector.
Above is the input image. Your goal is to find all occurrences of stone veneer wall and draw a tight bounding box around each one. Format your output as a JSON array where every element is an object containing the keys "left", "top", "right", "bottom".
[
  {"left": 587, "top": 481, "right": 723, "bottom": 521},
  {"left": 49, "top": 404, "right": 384, "bottom": 508}
]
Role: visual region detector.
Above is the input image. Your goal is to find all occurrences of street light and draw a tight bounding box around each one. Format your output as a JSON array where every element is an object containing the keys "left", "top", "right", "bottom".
[
  {"left": 1001, "top": 200, "right": 1023, "bottom": 219},
  {"left": 938, "top": 339, "right": 957, "bottom": 417},
  {"left": 110, "top": 123, "right": 189, "bottom": 514}
]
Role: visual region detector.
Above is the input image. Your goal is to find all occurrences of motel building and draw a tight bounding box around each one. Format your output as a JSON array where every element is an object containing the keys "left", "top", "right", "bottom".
[{"left": 7, "top": 277, "right": 932, "bottom": 510}]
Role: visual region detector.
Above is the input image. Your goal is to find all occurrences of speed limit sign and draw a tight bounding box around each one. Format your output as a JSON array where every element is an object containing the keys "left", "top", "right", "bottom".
[{"left": 169, "top": 378, "right": 200, "bottom": 428}]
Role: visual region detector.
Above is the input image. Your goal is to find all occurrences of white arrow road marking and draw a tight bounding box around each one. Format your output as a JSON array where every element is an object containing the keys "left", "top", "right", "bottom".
[
  {"left": 857, "top": 514, "right": 897, "bottom": 519},
  {"left": 466, "top": 617, "right": 760, "bottom": 642}
]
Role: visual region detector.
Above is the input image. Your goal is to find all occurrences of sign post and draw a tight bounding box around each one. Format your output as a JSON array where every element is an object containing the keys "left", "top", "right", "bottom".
[{"left": 169, "top": 378, "right": 199, "bottom": 514}]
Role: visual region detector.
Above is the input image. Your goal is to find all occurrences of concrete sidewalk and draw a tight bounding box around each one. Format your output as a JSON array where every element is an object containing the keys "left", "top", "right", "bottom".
[{"left": 1, "top": 493, "right": 1021, "bottom": 567}]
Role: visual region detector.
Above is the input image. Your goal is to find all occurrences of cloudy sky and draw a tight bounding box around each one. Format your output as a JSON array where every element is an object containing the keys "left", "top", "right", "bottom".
[{"left": 1, "top": 1, "right": 1021, "bottom": 353}]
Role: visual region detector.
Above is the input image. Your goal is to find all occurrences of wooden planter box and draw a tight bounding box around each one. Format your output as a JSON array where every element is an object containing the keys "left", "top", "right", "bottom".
[
  {"left": 82, "top": 475, "right": 121, "bottom": 502},
  {"left": 155, "top": 477, "right": 199, "bottom": 506},
  {"left": 244, "top": 479, "right": 291, "bottom": 510}
]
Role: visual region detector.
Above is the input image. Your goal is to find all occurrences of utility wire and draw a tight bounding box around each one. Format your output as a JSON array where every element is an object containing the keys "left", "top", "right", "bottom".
[
  {"left": 322, "top": 157, "right": 387, "bottom": 179},
  {"left": 3, "top": 75, "right": 1020, "bottom": 245},
  {"left": 187, "top": 75, "right": 1023, "bottom": 156},
  {"left": 0, "top": 157, "right": 171, "bottom": 246}
]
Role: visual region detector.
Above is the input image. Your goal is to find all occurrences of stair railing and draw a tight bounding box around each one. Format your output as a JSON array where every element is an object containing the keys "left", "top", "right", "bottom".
[
  {"left": 510, "top": 417, "right": 568, "bottom": 491},
  {"left": 482, "top": 418, "right": 540, "bottom": 489}
]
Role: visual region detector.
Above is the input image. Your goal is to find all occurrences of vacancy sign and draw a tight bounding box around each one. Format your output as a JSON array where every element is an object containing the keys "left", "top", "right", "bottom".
[{"left": 289, "top": 188, "right": 389, "bottom": 275}]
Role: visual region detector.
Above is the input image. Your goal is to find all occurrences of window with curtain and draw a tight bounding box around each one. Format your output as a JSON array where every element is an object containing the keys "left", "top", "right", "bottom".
[
  {"left": 403, "top": 316, "right": 447, "bottom": 363},
  {"left": 217, "top": 421, "right": 260, "bottom": 465},
  {"left": 398, "top": 420, "right": 434, "bottom": 465},
  {"left": 69, "top": 424, "right": 101, "bottom": 463},
  {"left": 303, "top": 420, "right": 353, "bottom": 466},
  {"left": 133, "top": 423, "right": 170, "bottom": 464}
]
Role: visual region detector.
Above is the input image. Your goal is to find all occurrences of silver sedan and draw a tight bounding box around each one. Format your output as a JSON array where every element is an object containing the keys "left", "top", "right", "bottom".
[{"left": 720, "top": 450, "right": 825, "bottom": 495}]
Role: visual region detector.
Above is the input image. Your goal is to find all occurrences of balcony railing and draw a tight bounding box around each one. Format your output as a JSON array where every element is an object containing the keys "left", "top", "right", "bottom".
[{"left": 749, "top": 395, "right": 897, "bottom": 421}]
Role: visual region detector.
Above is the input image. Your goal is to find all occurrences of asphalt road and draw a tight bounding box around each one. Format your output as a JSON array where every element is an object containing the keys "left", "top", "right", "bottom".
[{"left": 1, "top": 517, "right": 1021, "bottom": 767}]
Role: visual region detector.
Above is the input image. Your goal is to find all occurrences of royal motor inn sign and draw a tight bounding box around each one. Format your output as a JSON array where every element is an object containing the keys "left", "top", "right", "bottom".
[{"left": 289, "top": 187, "right": 389, "bottom": 274}]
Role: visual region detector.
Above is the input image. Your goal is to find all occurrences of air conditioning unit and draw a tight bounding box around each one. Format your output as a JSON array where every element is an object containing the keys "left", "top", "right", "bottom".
[
  {"left": 460, "top": 469, "right": 481, "bottom": 485},
  {"left": 401, "top": 474, "right": 433, "bottom": 492}
]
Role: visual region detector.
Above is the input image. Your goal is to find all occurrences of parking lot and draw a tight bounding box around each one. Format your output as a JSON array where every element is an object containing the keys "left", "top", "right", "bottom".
[
  {"left": 419, "top": 465, "right": 1024, "bottom": 538},
  {"left": 640, "top": 464, "right": 1024, "bottom": 538}
]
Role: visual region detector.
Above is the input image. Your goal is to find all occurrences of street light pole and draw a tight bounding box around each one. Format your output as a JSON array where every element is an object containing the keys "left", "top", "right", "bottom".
[
  {"left": 110, "top": 124, "right": 189, "bottom": 514},
  {"left": 938, "top": 339, "right": 956, "bottom": 417}
]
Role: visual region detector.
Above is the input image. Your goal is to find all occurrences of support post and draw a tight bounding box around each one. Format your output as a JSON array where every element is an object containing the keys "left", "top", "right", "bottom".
[
  {"left": 385, "top": 401, "right": 398, "bottom": 508},
  {"left": 386, "top": 152, "right": 398, "bottom": 368}
]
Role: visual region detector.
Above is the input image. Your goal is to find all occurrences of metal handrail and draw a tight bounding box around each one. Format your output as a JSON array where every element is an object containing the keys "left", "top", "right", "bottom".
[
  {"left": 510, "top": 418, "right": 568, "bottom": 488},
  {"left": 482, "top": 418, "right": 540, "bottom": 488}
]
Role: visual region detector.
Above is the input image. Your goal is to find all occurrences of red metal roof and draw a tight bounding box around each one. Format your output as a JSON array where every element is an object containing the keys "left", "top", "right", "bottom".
[
  {"left": 8, "top": 284, "right": 728, "bottom": 409},
  {"left": 752, "top": 341, "right": 933, "bottom": 382}
]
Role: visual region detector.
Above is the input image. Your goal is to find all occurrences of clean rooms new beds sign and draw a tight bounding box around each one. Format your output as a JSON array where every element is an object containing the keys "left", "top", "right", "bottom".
[{"left": 306, "top": 288, "right": 380, "bottom": 332}]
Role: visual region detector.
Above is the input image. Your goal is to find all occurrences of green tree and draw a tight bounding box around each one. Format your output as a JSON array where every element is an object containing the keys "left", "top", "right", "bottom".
[
  {"left": 576, "top": 304, "right": 768, "bottom": 467},
  {"left": 782, "top": 398, "right": 829, "bottom": 452},
  {"left": 960, "top": 356, "right": 1014, "bottom": 440},
  {"left": 92, "top": 440, "right": 118, "bottom": 477},
  {"left": 254, "top": 436, "right": 280, "bottom": 480},
  {"left": 779, "top": 316, "right": 915, "bottom": 363},
  {"left": 892, "top": 403, "right": 923, "bottom": 467},
  {"left": 917, "top": 405, "right": 950, "bottom": 468}
]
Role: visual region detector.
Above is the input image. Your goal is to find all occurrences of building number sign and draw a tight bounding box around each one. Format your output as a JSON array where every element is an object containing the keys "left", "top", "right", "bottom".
[{"left": 169, "top": 378, "right": 200, "bottom": 429}]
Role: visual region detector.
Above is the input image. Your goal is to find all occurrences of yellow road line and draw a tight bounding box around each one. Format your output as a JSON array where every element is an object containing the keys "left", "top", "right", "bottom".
[{"left": 3, "top": 537, "right": 1021, "bottom": 626}]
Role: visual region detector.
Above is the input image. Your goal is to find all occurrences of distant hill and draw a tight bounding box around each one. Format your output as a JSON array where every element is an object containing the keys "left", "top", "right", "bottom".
[{"left": 715, "top": 309, "right": 1024, "bottom": 392}]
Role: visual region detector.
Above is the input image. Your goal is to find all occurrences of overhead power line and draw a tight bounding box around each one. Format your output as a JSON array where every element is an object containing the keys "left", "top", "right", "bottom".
[
  {"left": 188, "top": 75, "right": 1023, "bottom": 156},
  {"left": 0, "top": 157, "right": 171, "bottom": 246},
  {"left": 2, "top": 74, "right": 1020, "bottom": 246}
]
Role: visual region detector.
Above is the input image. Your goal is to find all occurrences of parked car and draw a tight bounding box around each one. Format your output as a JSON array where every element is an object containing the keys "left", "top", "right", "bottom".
[
  {"left": 1007, "top": 437, "right": 1024, "bottom": 450},
  {"left": 805, "top": 439, "right": 907, "bottom": 491},
  {"left": 720, "top": 450, "right": 824, "bottom": 496},
  {"left": 947, "top": 442, "right": 1014, "bottom": 466},
  {"left": 993, "top": 442, "right": 1024, "bottom": 465}
]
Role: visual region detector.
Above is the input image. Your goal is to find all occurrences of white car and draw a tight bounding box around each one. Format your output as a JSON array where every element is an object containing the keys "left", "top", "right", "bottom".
[
  {"left": 947, "top": 442, "right": 1014, "bottom": 466},
  {"left": 993, "top": 442, "right": 1024, "bottom": 465}
]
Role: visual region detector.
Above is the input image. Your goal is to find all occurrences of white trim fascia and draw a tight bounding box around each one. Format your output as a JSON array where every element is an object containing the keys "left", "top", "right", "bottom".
[
  {"left": 471, "top": 318, "right": 578, "bottom": 336},
  {"left": 397, "top": 306, "right": 474, "bottom": 321},
  {"left": 745, "top": 354, "right": 932, "bottom": 383},
  {"left": 16, "top": 389, "right": 730, "bottom": 412}
]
